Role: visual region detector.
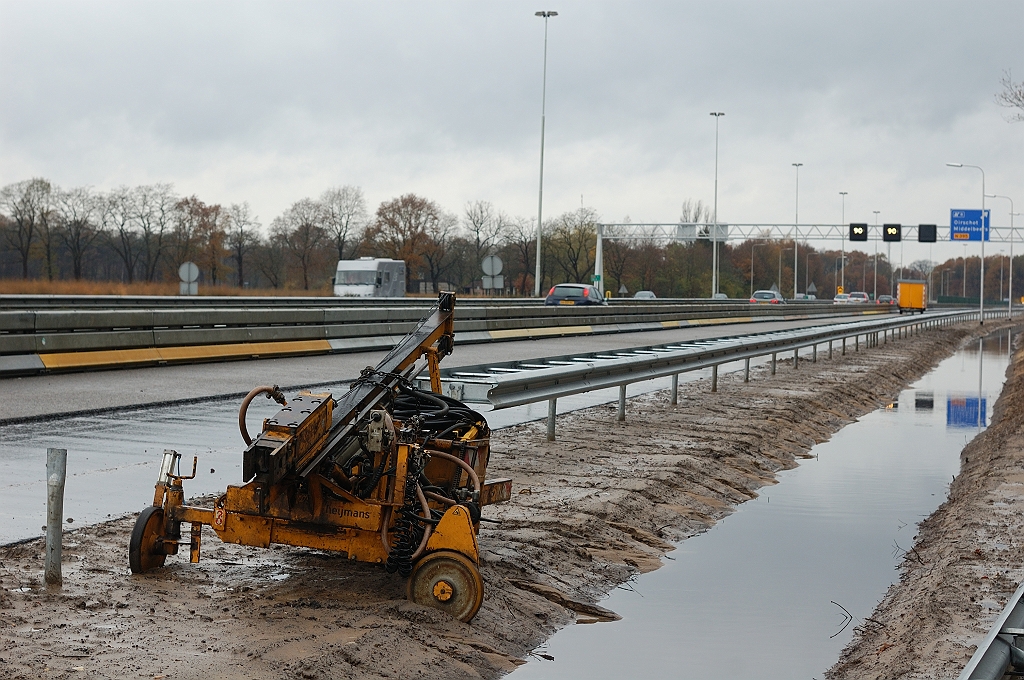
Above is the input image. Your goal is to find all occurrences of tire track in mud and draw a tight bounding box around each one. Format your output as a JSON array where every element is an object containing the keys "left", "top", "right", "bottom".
[{"left": 0, "top": 321, "right": 1001, "bottom": 680}]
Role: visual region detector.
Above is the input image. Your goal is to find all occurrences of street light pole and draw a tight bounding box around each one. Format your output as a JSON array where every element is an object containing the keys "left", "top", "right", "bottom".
[
  {"left": 710, "top": 112, "right": 725, "bottom": 297},
  {"left": 986, "top": 193, "right": 1014, "bottom": 318},
  {"left": 533, "top": 10, "right": 558, "bottom": 297},
  {"left": 947, "top": 163, "right": 986, "bottom": 324},
  {"left": 792, "top": 163, "right": 802, "bottom": 299},
  {"left": 872, "top": 210, "right": 880, "bottom": 300},
  {"left": 839, "top": 191, "right": 848, "bottom": 291}
]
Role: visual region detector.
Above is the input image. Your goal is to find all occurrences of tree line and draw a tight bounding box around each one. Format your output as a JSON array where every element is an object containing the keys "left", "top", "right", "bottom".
[{"left": 2, "top": 177, "right": 1017, "bottom": 299}]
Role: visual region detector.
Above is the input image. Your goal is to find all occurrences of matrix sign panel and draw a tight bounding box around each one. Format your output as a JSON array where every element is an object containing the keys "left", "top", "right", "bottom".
[
  {"left": 950, "top": 209, "right": 990, "bottom": 241},
  {"left": 918, "top": 224, "right": 937, "bottom": 243},
  {"left": 849, "top": 223, "right": 868, "bottom": 241},
  {"left": 882, "top": 224, "right": 901, "bottom": 242}
]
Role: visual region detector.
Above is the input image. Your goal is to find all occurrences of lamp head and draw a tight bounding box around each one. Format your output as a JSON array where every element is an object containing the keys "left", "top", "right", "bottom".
[
  {"left": 946, "top": 162, "right": 963, "bottom": 167},
  {"left": 535, "top": 11, "right": 558, "bottom": 17}
]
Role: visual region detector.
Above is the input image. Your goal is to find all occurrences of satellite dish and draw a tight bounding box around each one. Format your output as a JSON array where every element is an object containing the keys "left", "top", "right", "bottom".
[
  {"left": 481, "top": 255, "right": 503, "bottom": 277},
  {"left": 178, "top": 261, "right": 199, "bottom": 283}
]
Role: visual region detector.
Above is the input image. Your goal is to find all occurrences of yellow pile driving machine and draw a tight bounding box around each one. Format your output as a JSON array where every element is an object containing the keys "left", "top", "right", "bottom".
[{"left": 129, "top": 293, "right": 510, "bottom": 622}]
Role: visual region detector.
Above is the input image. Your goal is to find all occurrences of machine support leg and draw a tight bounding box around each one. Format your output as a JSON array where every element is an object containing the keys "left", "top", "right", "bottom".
[
  {"left": 547, "top": 399, "right": 557, "bottom": 441},
  {"left": 711, "top": 365, "right": 718, "bottom": 392},
  {"left": 671, "top": 374, "right": 679, "bottom": 405},
  {"left": 617, "top": 385, "right": 627, "bottom": 422},
  {"left": 744, "top": 358, "right": 750, "bottom": 383},
  {"left": 45, "top": 448, "right": 67, "bottom": 587}
]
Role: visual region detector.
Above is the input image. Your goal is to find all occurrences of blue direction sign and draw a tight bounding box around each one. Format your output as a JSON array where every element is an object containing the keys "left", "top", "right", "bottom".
[{"left": 950, "top": 209, "right": 990, "bottom": 241}]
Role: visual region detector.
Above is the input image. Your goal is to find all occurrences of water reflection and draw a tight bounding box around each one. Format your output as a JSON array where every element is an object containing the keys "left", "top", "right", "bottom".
[{"left": 510, "top": 329, "right": 1014, "bottom": 680}]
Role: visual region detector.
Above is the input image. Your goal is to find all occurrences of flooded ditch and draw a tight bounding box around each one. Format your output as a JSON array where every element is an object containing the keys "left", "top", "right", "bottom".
[{"left": 508, "top": 330, "right": 1015, "bottom": 679}]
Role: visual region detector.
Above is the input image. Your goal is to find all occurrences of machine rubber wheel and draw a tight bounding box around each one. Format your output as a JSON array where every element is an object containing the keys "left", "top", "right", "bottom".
[
  {"left": 406, "top": 550, "right": 484, "bottom": 622},
  {"left": 129, "top": 506, "right": 167, "bottom": 574}
]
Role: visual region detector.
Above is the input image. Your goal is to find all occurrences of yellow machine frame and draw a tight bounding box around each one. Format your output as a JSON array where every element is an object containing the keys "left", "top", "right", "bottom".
[{"left": 129, "top": 293, "right": 510, "bottom": 622}]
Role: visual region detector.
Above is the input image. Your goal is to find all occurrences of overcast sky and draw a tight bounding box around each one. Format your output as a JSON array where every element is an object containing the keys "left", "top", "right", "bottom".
[{"left": 1, "top": 1, "right": 1022, "bottom": 262}]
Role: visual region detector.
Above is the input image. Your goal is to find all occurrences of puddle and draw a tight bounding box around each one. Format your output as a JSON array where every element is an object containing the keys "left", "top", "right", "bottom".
[
  {"left": 0, "top": 350, "right": 780, "bottom": 544},
  {"left": 508, "top": 329, "right": 1014, "bottom": 679}
]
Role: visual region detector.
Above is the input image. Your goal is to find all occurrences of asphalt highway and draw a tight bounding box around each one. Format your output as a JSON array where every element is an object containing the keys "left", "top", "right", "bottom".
[{"left": 3, "top": 313, "right": 877, "bottom": 422}]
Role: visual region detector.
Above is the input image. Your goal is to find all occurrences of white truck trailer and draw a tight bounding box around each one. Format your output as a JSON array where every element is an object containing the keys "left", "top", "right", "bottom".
[{"left": 333, "top": 258, "right": 406, "bottom": 297}]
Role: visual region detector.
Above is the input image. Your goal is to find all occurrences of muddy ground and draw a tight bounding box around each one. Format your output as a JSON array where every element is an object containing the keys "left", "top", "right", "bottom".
[
  {"left": 0, "top": 321, "right": 1000, "bottom": 680},
  {"left": 828, "top": 331, "right": 1024, "bottom": 680}
]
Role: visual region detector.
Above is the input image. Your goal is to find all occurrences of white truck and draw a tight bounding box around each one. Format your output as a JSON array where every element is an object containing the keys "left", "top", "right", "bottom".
[{"left": 333, "top": 258, "right": 406, "bottom": 297}]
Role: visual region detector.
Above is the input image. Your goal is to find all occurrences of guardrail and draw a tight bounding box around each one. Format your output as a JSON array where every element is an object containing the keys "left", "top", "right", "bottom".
[
  {"left": 958, "top": 581, "right": 1024, "bottom": 679},
  {"left": 0, "top": 298, "right": 892, "bottom": 376},
  {"left": 0, "top": 294, "right": 843, "bottom": 309},
  {"left": 417, "top": 310, "right": 983, "bottom": 440}
]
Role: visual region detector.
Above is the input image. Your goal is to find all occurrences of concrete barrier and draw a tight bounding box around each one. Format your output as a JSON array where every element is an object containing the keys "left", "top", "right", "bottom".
[{"left": 0, "top": 298, "right": 894, "bottom": 376}]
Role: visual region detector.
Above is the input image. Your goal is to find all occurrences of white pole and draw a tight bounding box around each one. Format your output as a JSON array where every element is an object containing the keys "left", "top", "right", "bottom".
[
  {"left": 839, "top": 191, "right": 847, "bottom": 291},
  {"left": 595, "top": 223, "right": 604, "bottom": 296},
  {"left": 711, "top": 112, "right": 724, "bottom": 296},
  {"left": 533, "top": 11, "right": 557, "bottom": 297},
  {"left": 792, "top": 163, "right": 802, "bottom": 298}
]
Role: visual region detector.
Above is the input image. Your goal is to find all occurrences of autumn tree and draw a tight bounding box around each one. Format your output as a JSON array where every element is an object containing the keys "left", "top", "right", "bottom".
[
  {"left": 367, "top": 194, "right": 446, "bottom": 292},
  {"left": 548, "top": 207, "right": 598, "bottom": 284}
]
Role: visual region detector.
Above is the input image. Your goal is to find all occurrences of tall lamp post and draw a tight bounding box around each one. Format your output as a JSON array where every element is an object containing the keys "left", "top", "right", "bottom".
[
  {"left": 946, "top": 163, "right": 986, "bottom": 324},
  {"left": 839, "top": 191, "right": 848, "bottom": 291},
  {"left": 871, "top": 210, "right": 880, "bottom": 300},
  {"left": 533, "top": 10, "right": 558, "bottom": 297},
  {"left": 792, "top": 163, "right": 803, "bottom": 298},
  {"left": 986, "top": 193, "right": 1014, "bottom": 318},
  {"left": 710, "top": 112, "right": 725, "bottom": 297}
]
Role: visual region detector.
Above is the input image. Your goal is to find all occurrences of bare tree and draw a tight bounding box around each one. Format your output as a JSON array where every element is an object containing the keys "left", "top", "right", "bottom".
[
  {"left": 997, "top": 70, "right": 1024, "bottom": 122},
  {"left": 0, "top": 178, "right": 51, "bottom": 278},
  {"left": 320, "top": 186, "right": 367, "bottom": 262},
  {"left": 226, "top": 203, "right": 259, "bottom": 287},
  {"left": 463, "top": 200, "right": 505, "bottom": 275},
  {"left": 133, "top": 184, "right": 177, "bottom": 281},
  {"left": 252, "top": 230, "right": 287, "bottom": 289},
  {"left": 679, "top": 199, "right": 712, "bottom": 225},
  {"left": 196, "top": 204, "right": 228, "bottom": 286},
  {"left": 502, "top": 216, "right": 536, "bottom": 294},
  {"left": 54, "top": 186, "right": 102, "bottom": 280},
  {"left": 273, "top": 198, "right": 328, "bottom": 290},
  {"left": 101, "top": 187, "right": 142, "bottom": 283}
]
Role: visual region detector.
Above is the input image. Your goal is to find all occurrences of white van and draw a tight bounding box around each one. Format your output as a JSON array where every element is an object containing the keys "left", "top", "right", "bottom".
[{"left": 333, "top": 258, "right": 406, "bottom": 297}]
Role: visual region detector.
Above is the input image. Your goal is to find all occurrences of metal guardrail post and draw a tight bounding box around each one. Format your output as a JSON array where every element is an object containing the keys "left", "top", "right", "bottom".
[
  {"left": 771, "top": 352, "right": 777, "bottom": 375},
  {"left": 812, "top": 344, "right": 817, "bottom": 362},
  {"left": 547, "top": 399, "right": 557, "bottom": 441},
  {"left": 711, "top": 365, "right": 718, "bottom": 392},
  {"left": 842, "top": 337, "right": 846, "bottom": 355},
  {"left": 793, "top": 348, "right": 799, "bottom": 368},
  {"left": 617, "top": 385, "right": 627, "bottom": 421},
  {"left": 45, "top": 447, "right": 67, "bottom": 586},
  {"left": 744, "top": 358, "right": 750, "bottom": 383},
  {"left": 855, "top": 334, "right": 859, "bottom": 351},
  {"left": 671, "top": 374, "right": 679, "bottom": 404}
]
